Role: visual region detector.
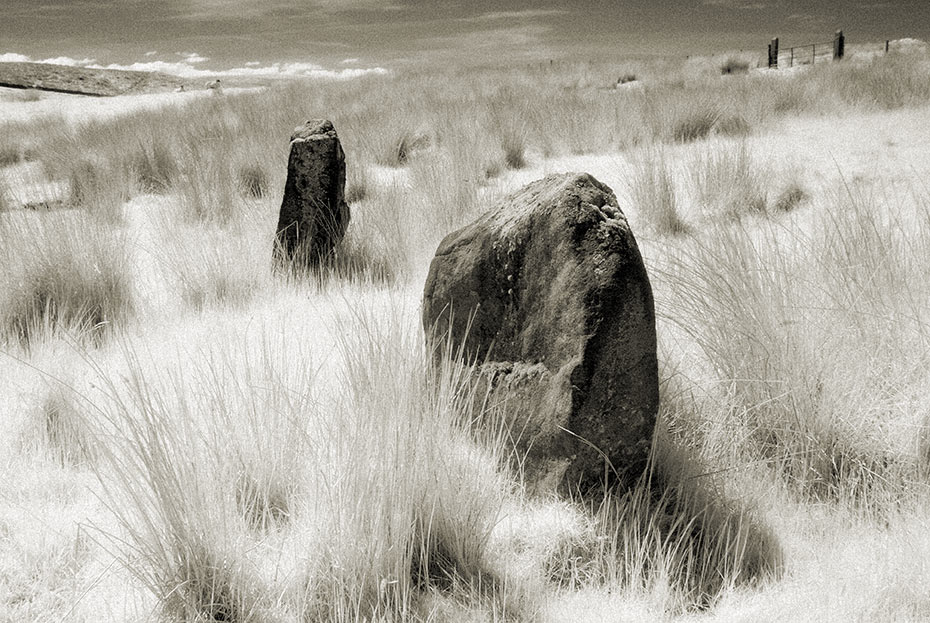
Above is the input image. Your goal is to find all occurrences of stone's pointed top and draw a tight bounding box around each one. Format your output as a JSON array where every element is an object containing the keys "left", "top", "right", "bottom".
[
  {"left": 290, "top": 119, "right": 337, "bottom": 142},
  {"left": 521, "top": 171, "right": 612, "bottom": 196},
  {"left": 526, "top": 172, "right": 612, "bottom": 200},
  {"left": 483, "top": 171, "right": 622, "bottom": 236}
]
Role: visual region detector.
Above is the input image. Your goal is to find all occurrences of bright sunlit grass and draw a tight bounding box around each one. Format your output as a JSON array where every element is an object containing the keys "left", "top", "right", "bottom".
[{"left": 1, "top": 47, "right": 930, "bottom": 621}]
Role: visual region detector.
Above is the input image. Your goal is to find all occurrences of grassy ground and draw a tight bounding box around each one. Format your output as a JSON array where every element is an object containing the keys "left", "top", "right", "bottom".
[{"left": 1, "top": 47, "right": 930, "bottom": 621}]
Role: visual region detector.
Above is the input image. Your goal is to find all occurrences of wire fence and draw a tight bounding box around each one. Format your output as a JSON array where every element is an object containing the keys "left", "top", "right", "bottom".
[
  {"left": 778, "top": 40, "right": 837, "bottom": 67},
  {"left": 768, "top": 31, "right": 845, "bottom": 69}
]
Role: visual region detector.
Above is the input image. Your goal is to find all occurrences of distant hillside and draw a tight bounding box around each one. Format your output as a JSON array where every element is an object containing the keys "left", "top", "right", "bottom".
[{"left": 0, "top": 62, "right": 190, "bottom": 96}]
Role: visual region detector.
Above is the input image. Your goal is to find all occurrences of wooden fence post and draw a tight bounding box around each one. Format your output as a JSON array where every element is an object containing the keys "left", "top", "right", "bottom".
[
  {"left": 768, "top": 37, "right": 779, "bottom": 68},
  {"left": 833, "top": 30, "right": 845, "bottom": 60},
  {"left": 885, "top": 40, "right": 890, "bottom": 54}
]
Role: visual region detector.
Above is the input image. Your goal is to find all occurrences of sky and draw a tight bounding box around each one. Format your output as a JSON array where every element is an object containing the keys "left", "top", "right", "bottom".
[{"left": 1, "top": 0, "right": 928, "bottom": 75}]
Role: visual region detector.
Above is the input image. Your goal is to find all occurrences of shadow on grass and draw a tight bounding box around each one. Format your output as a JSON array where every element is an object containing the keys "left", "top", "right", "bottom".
[
  {"left": 542, "top": 413, "right": 784, "bottom": 611},
  {"left": 272, "top": 234, "right": 397, "bottom": 287}
]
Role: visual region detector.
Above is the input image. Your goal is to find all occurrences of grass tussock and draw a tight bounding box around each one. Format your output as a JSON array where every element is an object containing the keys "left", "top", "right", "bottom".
[
  {"left": 0, "top": 518, "right": 92, "bottom": 622},
  {"left": 0, "top": 121, "right": 41, "bottom": 166},
  {"left": 67, "top": 156, "right": 131, "bottom": 222},
  {"left": 17, "top": 383, "right": 97, "bottom": 467},
  {"left": 39, "top": 388, "right": 96, "bottom": 467},
  {"left": 90, "top": 312, "right": 523, "bottom": 621},
  {"left": 815, "top": 51, "right": 930, "bottom": 110},
  {"left": 377, "top": 127, "right": 432, "bottom": 167},
  {"left": 0, "top": 178, "right": 13, "bottom": 212},
  {"left": 155, "top": 211, "right": 272, "bottom": 310},
  {"left": 627, "top": 144, "right": 690, "bottom": 236},
  {"left": 531, "top": 414, "right": 782, "bottom": 612},
  {"left": 130, "top": 137, "right": 179, "bottom": 194},
  {"left": 90, "top": 344, "right": 310, "bottom": 621},
  {"left": 325, "top": 235, "right": 398, "bottom": 285},
  {"left": 272, "top": 226, "right": 397, "bottom": 288},
  {"left": 720, "top": 58, "right": 751, "bottom": 75},
  {"left": 673, "top": 112, "right": 716, "bottom": 143},
  {"left": 713, "top": 112, "right": 752, "bottom": 137},
  {"left": 174, "top": 140, "right": 245, "bottom": 224},
  {"left": 502, "top": 128, "right": 528, "bottom": 170},
  {"left": 237, "top": 162, "right": 270, "bottom": 199},
  {"left": 345, "top": 161, "right": 372, "bottom": 204},
  {"left": 658, "top": 183, "right": 930, "bottom": 503},
  {"left": 690, "top": 140, "right": 768, "bottom": 218},
  {"left": 0, "top": 214, "right": 133, "bottom": 347},
  {"left": 489, "top": 104, "right": 530, "bottom": 170},
  {"left": 0, "top": 144, "right": 23, "bottom": 167},
  {"left": 773, "top": 180, "right": 807, "bottom": 212},
  {"left": 174, "top": 247, "right": 266, "bottom": 310}
]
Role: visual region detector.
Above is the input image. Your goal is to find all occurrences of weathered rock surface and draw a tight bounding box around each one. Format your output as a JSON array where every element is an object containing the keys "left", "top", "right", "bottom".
[
  {"left": 275, "top": 119, "right": 350, "bottom": 265},
  {"left": 422, "top": 172, "right": 658, "bottom": 495},
  {"left": 0, "top": 61, "right": 188, "bottom": 96}
]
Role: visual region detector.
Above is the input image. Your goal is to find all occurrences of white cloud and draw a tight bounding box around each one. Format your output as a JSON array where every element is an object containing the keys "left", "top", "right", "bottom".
[
  {"left": 465, "top": 9, "right": 569, "bottom": 22},
  {"left": 88, "top": 60, "right": 214, "bottom": 77},
  {"left": 145, "top": 50, "right": 158, "bottom": 57},
  {"left": 0, "top": 53, "right": 97, "bottom": 66},
  {"left": 88, "top": 58, "right": 388, "bottom": 80},
  {"left": 215, "top": 62, "right": 389, "bottom": 80},
  {"left": 2, "top": 51, "right": 388, "bottom": 81},
  {"left": 178, "top": 52, "right": 209, "bottom": 63},
  {"left": 37, "top": 56, "right": 97, "bottom": 66},
  {"left": 341, "top": 57, "right": 360, "bottom": 64},
  {"left": 0, "top": 53, "right": 32, "bottom": 63}
]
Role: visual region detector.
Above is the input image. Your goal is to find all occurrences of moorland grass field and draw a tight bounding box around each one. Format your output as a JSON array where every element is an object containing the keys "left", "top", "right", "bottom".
[{"left": 2, "top": 46, "right": 930, "bottom": 621}]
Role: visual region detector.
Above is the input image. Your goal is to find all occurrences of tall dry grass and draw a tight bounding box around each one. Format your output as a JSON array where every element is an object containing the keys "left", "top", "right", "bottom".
[
  {"left": 689, "top": 139, "right": 768, "bottom": 219},
  {"left": 626, "top": 143, "right": 690, "bottom": 236},
  {"left": 656, "top": 181, "right": 930, "bottom": 504},
  {"left": 85, "top": 310, "right": 527, "bottom": 621},
  {"left": 2, "top": 45, "right": 930, "bottom": 622},
  {"left": 0, "top": 212, "right": 133, "bottom": 348},
  {"left": 5, "top": 50, "right": 926, "bottom": 250}
]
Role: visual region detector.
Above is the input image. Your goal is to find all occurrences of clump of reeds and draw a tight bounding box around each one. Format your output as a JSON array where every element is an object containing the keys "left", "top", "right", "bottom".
[
  {"left": 67, "top": 156, "right": 131, "bottom": 222},
  {"left": 130, "top": 137, "right": 179, "bottom": 194},
  {"left": 720, "top": 58, "right": 751, "bottom": 75},
  {"left": 0, "top": 215, "right": 133, "bottom": 347},
  {"left": 237, "top": 163, "right": 269, "bottom": 199},
  {"left": 659, "top": 183, "right": 930, "bottom": 502},
  {"left": 90, "top": 308, "right": 521, "bottom": 621},
  {"left": 689, "top": 140, "right": 768, "bottom": 218},
  {"left": 627, "top": 145, "right": 690, "bottom": 236},
  {"left": 0, "top": 144, "right": 23, "bottom": 167}
]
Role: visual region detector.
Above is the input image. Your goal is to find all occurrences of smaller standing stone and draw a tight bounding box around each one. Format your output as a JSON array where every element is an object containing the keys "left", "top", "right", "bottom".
[{"left": 275, "top": 119, "right": 351, "bottom": 266}]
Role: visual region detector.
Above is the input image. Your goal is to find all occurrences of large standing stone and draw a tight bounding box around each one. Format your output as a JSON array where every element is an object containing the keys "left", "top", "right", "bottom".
[
  {"left": 422, "top": 173, "right": 658, "bottom": 495},
  {"left": 275, "top": 119, "right": 350, "bottom": 265}
]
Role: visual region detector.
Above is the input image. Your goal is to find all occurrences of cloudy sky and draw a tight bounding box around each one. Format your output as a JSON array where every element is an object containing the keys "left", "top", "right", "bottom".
[{"left": 1, "top": 0, "right": 928, "bottom": 73}]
